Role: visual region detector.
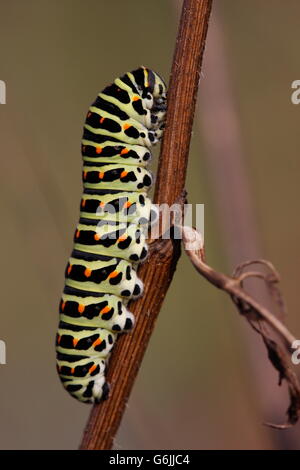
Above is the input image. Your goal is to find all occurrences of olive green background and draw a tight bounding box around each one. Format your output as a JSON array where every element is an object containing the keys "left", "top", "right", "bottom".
[{"left": 0, "top": 0, "right": 300, "bottom": 449}]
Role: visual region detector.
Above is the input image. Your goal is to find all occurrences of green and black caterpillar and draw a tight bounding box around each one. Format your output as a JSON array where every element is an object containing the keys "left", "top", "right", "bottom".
[{"left": 56, "top": 67, "right": 167, "bottom": 403}]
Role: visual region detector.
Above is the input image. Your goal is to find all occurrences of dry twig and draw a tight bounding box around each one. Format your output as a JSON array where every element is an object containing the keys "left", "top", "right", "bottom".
[{"left": 182, "top": 226, "right": 300, "bottom": 429}]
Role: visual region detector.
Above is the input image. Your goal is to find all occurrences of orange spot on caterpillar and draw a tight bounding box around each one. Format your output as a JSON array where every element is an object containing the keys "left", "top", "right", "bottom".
[
  {"left": 67, "top": 264, "right": 72, "bottom": 275},
  {"left": 61, "top": 301, "right": 66, "bottom": 311},
  {"left": 132, "top": 95, "right": 140, "bottom": 101},
  {"left": 98, "top": 201, "right": 105, "bottom": 208},
  {"left": 94, "top": 233, "right": 101, "bottom": 241},
  {"left": 89, "top": 364, "right": 97, "bottom": 374},
  {"left": 75, "top": 230, "right": 80, "bottom": 238},
  {"left": 108, "top": 270, "right": 119, "bottom": 279},
  {"left": 83, "top": 171, "right": 87, "bottom": 180},
  {"left": 73, "top": 338, "right": 79, "bottom": 347},
  {"left": 84, "top": 268, "right": 92, "bottom": 278},
  {"left": 96, "top": 146, "right": 102, "bottom": 154},
  {"left": 118, "top": 235, "right": 127, "bottom": 242},
  {"left": 100, "top": 117, "right": 105, "bottom": 124},
  {"left": 82, "top": 145, "right": 86, "bottom": 153},
  {"left": 81, "top": 199, "right": 86, "bottom": 207},
  {"left": 121, "top": 148, "right": 129, "bottom": 155},
  {"left": 78, "top": 304, "right": 85, "bottom": 314},
  {"left": 87, "top": 111, "right": 91, "bottom": 118},
  {"left": 123, "top": 123, "right": 131, "bottom": 130},
  {"left": 92, "top": 338, "right": 102, "bottom": 348},
  {"left": 100, "top": 306, "right": 111, "bottom": 315},
  {"left": 71, "top": 367, "right": 75, "bottom": 374},
  {"left": 124, "top": 201, "right": 132, "bottom": 208},
  {"left": 98, "top": 171, "right": 104, "bottom": 179},
  {"left": 57, "top": 335, "right": 61, "bottom": 344},
  {"left": 120, "top": 171, "right": 128, "bottom": 178}
]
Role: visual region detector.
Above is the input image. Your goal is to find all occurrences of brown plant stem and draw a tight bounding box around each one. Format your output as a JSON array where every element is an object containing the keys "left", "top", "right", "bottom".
[{"left": 80, "top": 0, "right": 213, "bottom": 450}]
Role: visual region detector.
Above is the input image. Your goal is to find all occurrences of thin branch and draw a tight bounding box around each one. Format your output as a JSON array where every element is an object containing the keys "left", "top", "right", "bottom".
[
  {"left": 182, "top": 226, "right": 300, "bottom": 429},
  {"left": 80, "top": 0, "right": 213, "bottom": 450}
]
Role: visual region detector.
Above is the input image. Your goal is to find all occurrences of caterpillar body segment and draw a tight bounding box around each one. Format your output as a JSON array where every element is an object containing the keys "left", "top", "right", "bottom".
[
  {"left": 56, "top": 67, "right": 167, "bottom": 403},
  {"left": 82, "top": 140, "right": 152, "bottom": 166},
  {"left": 79, "top": 191, "right": 153, "bottom": 224},
  {"left": 82, "top": 163, "right": 153, "bottom": 192}
]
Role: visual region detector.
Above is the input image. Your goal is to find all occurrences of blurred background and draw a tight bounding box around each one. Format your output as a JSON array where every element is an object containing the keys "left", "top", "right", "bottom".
[{"left": 0, "top": 0, "right": 300, "bottom": 450}]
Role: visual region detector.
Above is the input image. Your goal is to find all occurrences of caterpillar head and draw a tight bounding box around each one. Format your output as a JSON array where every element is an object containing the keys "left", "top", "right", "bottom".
[
  {"left": 144, "top": 67, "right": 167, "bottom": 133},
  {"left": 127, "top": 66, "right": 167, "bottom": 132}
]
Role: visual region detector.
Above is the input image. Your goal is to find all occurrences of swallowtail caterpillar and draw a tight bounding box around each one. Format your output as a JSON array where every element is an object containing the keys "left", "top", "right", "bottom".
[{"left": 56, "top": 67, "right": 167, "bottom": 403}]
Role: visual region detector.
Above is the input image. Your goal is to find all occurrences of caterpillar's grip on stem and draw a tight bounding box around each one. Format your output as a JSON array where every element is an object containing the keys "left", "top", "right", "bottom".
[{"left": 56, "top": 67, "right": 167, "bottom": 403}]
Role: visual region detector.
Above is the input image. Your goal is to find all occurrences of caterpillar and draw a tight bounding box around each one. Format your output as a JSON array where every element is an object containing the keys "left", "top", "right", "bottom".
[{"left": 56, "top": 67, "right": 167, "bottom": 403}]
